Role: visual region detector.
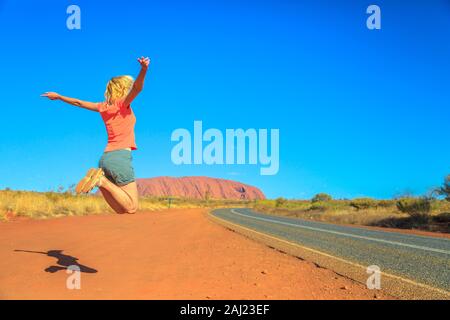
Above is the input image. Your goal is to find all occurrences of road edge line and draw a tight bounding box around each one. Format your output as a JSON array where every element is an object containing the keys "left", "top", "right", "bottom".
[{"left": 208, "top": 210, "right": 450, "bottom": 300}]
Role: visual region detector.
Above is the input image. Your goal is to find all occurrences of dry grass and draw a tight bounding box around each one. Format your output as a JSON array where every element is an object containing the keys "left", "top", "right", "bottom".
[
  {"left": 0, "top": 190, "right": 252, "bottom": 221},
  {"left": 257, "top": 206, "right": 403, "bottom": 225},
  {"left": 3, "top": 189, "right": 448, "bottom": 233},
  {"left": 253, "top": 199, "right": 450, "bottom": 233}
]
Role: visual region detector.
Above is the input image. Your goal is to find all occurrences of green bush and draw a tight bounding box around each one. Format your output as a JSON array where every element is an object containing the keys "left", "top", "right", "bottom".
[
  {"left": 396, "top": 197, "right": 431, "bottom": 220},
  {"left": 436, "top": 174, "right": 450, "bottom": 201},
  {"left": 309, "top": 202, "right": 327, "bottom": 212},
  {"left": 433, "top": 212, "right": 450, "bottom": 223},
  {"left": 311, "top": 193, "right": 332, "bottom": 203},
  {"left": 377, "top": 200, "right": 394, "bottom": 208},
  {"left": 350, "top": 198, "right": 378, "bottom": 210},
  {"left": 275, "top": 197, "right": 287, "bottom": 207}
]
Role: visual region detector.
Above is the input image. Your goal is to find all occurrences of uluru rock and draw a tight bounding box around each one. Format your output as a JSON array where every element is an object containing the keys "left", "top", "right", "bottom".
[{"left": 134, "top": 176, "right": 265, "bottom": 200}]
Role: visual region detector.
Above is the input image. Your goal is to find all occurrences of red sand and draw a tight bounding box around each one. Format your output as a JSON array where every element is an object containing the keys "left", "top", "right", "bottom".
[{"left": 0, "top": 209, "right": 391, "bottom": 300}]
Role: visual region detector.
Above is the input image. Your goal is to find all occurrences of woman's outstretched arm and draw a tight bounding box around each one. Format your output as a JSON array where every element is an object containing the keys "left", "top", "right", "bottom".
[
  {"left": 41, "top": 92, "right": 99, "bottom": 112},
  {"left": 123, "top": 56, "right": 150, "bottom": 107}
]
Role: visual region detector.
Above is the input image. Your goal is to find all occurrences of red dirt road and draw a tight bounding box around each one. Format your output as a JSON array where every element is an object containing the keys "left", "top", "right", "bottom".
[{"left": 0, "top": 209, "right": 391, "bottom": 300}]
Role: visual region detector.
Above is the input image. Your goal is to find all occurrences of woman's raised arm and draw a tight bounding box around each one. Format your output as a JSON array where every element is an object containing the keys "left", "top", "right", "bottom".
[
  {"left": 123, "top": 56, "right": 150, "bottom": 107},
  {"left": 41, "top": 92, "right": 99, "bottom": 112}
]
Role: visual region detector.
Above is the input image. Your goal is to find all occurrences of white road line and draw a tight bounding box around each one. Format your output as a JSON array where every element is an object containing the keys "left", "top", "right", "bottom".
[{"left": 229, "top": 209, "right": 450, "bottom": 255}]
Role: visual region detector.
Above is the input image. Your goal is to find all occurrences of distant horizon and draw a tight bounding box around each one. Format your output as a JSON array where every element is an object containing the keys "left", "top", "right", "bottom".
[{"left": 1, "top": 173, "right": 446, "bottom": 201}]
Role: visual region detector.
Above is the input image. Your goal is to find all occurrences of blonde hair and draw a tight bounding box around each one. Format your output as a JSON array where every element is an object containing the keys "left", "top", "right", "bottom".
[{"left": 104, "top": 75, "right": 134, "bottom": 104}]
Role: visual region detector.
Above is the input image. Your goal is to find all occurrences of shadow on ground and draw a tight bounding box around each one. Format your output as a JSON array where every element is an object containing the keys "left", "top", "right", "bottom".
[{"left": 14, "top": 249, "right": 98, "bottom": 273}]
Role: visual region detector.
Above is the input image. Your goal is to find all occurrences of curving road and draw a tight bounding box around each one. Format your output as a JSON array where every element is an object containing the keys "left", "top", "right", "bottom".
[{"left": 211, "top": 208, "right": 450, "bottom": 294}]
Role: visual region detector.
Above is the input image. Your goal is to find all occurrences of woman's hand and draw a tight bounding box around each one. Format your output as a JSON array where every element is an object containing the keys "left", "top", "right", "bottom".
[
  {"left": 123, "top": 56, "right": 150, "bottom": 106},
  {"left": 41, "top": 92, "right": 60, "bottom": 100},
  {"left": 137, "top": 56, "right": 150, "bottom": 70}
]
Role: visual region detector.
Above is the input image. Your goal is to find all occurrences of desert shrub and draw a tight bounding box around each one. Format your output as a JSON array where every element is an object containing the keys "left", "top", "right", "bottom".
[
  {"left": 275, "top": 197, "right": 287, "bottom": 207},
  {"left": 350, "top": 198, "right": 378, "bottom": 210},
  {"left": 433, "top": 212, "right": 450, "bottom": 223},
  {"left": 284, "top": 200, "right": 311, "bottom": 210},
  {"left": 436, "top": 174, "right": 450, "bottom": 201},
  {"left": 309, "top": 202, "right": 327, "bottom": 212},
  {"left": 44, "top": 192, "right": 60, "bottom": 203},
  {"left": 253, "top": 199, "right": 276, "bottom": 209},
  {"left": 311, "top": 193, "right": 332, "bottom": 203},
  {"left": 377, "top": 199, "right": 394, "bottom": 208},
  {"left": 396, "top": 197, "right": 432, "bottom": 221}
]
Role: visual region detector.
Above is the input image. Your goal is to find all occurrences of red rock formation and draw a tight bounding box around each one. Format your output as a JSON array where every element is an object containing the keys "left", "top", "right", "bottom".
[{"left": 135, "top": 176, "right": 266, "bottom": 200}]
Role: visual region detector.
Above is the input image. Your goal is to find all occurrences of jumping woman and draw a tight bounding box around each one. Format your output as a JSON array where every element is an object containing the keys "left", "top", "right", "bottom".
[{"left": 41, "top": 56, "right": 150, "bottom": 214}]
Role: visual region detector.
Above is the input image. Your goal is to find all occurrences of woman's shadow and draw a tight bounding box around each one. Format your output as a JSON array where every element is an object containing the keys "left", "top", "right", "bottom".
[{"left": 14, "top": 249, "right": 98, "bottom": 273}]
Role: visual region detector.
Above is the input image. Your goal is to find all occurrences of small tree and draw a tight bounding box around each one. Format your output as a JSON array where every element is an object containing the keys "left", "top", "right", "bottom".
[
  {"left": 311, "top": 193, "right": 332, "bottom": 203},
  {"left": 436, "top": 175, "right": 450, "bottom": 201},
  {"left": 66, "top": 184, "right": 76, "bottom": 195},
  {"left": 396, "top": 197, "right": 431, "bottom": 222},
  {"left": 350, "top": 198, "right": 378, "bottom": 210},
  {"left": 275, "top": 197, "right": 287, "bottom": 207}
]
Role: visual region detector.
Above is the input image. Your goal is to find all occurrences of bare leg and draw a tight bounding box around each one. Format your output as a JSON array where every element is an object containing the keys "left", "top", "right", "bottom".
[
  {"left": 98, "top": 177, "right": 139, "bottom": 214},
  {"left": 99, "top": 187, "right": 127, "bottom": 214}
]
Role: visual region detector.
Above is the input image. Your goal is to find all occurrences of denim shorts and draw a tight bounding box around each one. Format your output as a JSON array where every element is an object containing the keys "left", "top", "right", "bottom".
[{"left": 98, "top": 149, "right": 135, "bottom": 186}]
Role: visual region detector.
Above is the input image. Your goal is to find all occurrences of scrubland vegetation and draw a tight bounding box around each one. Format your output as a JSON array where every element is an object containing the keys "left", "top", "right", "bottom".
[
  {"left": 0, "top": 189, "right": 252, "bottom": 221},
  {"left": 253, "top": 175, "right": 450, "bottom": 233},
  {"left": 2, "top": 175, "right": 449, "bottom": 233}
]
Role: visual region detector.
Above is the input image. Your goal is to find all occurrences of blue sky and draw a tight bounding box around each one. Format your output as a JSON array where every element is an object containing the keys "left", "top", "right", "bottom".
[{"left": 0, "top": 0, "right": 449, "bottom": 199}]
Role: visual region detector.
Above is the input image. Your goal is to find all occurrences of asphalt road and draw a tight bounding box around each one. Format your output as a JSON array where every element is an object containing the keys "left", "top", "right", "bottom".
[{"left": 212, "top": 208, "right": 450, "bottom": 292}]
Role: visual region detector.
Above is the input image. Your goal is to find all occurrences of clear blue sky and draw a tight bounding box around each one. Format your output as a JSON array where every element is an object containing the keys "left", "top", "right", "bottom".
[{"left": 0, "top": 0, "right": 449, "bottom": 199}]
